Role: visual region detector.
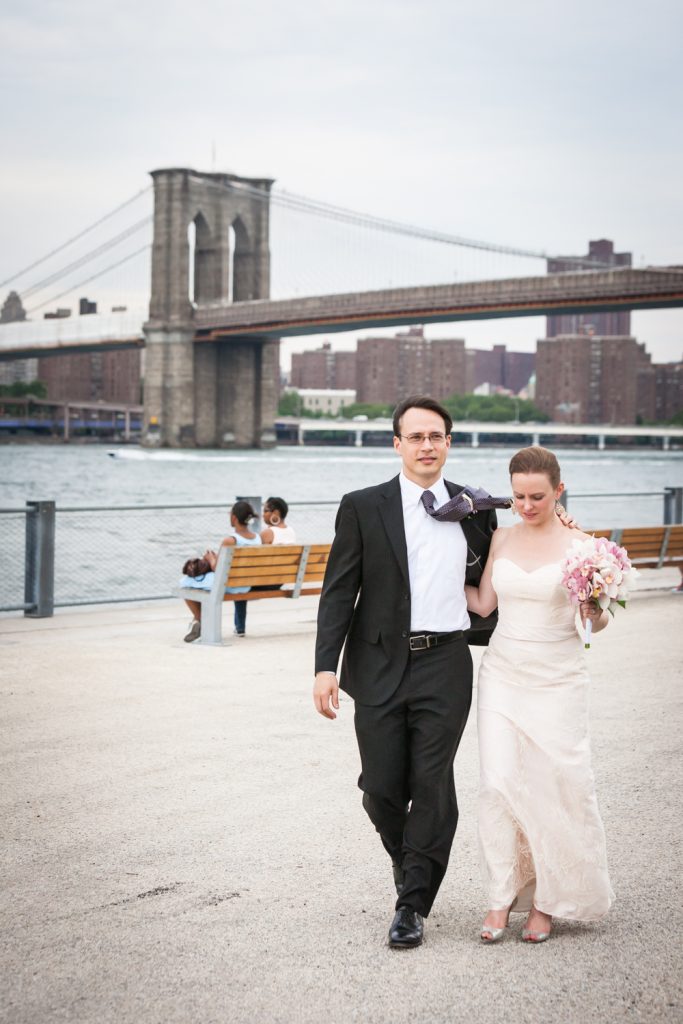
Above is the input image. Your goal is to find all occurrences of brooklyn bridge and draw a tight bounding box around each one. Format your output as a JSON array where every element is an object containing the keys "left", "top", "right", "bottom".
[{"left": 2, "top": 168, "right": 682, "bottom": 447}]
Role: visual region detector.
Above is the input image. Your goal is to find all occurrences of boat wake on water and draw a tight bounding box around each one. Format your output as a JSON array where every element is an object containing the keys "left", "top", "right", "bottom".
[{"left": 106, "top": 448, "right": 252, "bottom": 462}]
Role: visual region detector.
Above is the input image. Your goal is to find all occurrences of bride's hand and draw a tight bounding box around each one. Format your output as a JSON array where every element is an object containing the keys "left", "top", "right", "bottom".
[{"left": 579, "top": 600, "right": 607, "bottom": 629}]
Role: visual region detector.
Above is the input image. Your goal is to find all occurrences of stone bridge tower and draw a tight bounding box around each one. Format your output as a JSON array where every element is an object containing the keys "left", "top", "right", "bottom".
[{"left": 143, "top": 167, "right": 279, "bottom": 447}]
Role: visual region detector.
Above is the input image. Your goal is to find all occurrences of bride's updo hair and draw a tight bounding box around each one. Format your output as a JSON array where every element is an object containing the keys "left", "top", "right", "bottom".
[{"left": 509, "top": 446, "right": 561, "bottom": 488}]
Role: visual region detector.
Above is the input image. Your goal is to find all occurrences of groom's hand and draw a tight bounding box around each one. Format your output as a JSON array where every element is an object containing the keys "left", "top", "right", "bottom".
[
  {"left": 314, "top": 672, "right": 340, "bottom": 720},
  {"left": 555, "top": 503, "right": 580, "bottom": 529}
]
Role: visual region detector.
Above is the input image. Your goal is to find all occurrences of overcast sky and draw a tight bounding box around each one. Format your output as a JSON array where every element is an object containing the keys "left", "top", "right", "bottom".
[{"left": 2, "top": 0, "right": 681, "bottom": 363}]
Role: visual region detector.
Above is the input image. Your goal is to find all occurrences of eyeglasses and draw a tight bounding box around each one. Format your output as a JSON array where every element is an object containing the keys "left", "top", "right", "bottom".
[{"left": 399, "top": 432, "right": 449, "bottom": 445}]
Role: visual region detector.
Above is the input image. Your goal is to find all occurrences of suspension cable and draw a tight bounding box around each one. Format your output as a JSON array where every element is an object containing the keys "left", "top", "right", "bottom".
[
  {"left": 189, "top": 173, "right": 606, "bottom": 268},
  {"left": 22, "top": 217, "right": 153, "bottom": 299},
  {"left": 0, "top": 186, "right": 152, "bottom": 290},
  {"left": 26, "top": 245, "right": 151, "bottom": 316}
]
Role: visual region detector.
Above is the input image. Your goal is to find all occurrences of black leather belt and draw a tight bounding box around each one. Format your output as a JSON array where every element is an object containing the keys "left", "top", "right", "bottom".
[{"left": 409, "top": 630, "right": 464, "bottom": 651}]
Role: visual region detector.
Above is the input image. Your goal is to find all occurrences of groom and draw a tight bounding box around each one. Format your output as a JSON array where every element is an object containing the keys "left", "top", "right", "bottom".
[{"left": 313, "top": 395, "right": 500, "bottom": 948}]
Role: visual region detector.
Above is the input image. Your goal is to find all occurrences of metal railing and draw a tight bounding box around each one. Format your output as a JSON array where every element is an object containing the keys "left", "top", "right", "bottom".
[
  {"left": 560, "top": 487, "right": 683, "bottom": 526},
  {"left": 0, "top": 489, "right": 680, "bottom": 616},
  {"left": 0, "top": 498, "right": 339, "bottom": 614}
]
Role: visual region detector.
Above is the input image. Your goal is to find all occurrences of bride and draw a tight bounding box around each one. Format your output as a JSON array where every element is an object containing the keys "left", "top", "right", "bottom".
[{"left": 465, "top": 445, "right": 615, "bottom": 943}]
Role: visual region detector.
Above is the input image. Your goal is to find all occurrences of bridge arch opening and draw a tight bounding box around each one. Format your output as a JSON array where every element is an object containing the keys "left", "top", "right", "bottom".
[
  {"left": 187, "top": 220, "right": 196, "bottom": 306},
  {"left": 227, "top": 224, "right": 235, "bottom": 303},
  {"left": 191, "top": 211, "right": 215, "bottom": 304},
  {"left": 231, "top": 215, "right": 250, "bottom": 302}
]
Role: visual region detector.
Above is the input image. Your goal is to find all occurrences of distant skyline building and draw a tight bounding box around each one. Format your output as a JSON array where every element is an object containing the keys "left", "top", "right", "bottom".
[
  {"left": 1, "top": 291, "right": 26, "bottom": 324},
  {"left": 355, "top": 328, "right": 467, "bottom": 404},
  {"left": 465, "top": 344, "right": 535, "bottom": 396},
  {"left": 653, "top": 362, "right": 683, "bottom": 422},
  {"left": 546, "top": 239, "right": 632, "bottom": 338},
  {"left": 290, "top": 341, "right": 356, "bottom": 391},
  {"left": 287, "top": 388, "right": 356, "bottom": 415},
  {"left": 534, "top": 334, "right": 683, "bottom": 425},
  {"left": 289, "top": 330, "right": 535, "bottom": 405},
  {"left": 38, "top": 350, "right": 142, "bottom": 405},
  {"left": 0, "top": 290, "right": 36, "bottom": 384}
]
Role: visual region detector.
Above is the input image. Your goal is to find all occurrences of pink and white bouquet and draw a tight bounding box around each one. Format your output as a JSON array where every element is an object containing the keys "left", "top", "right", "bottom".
[{"left": 560, "top": 536, "right": 638, "bottom": 648}]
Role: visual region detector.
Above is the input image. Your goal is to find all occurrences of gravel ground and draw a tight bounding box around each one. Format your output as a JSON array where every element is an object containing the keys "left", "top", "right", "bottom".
[{"left": 1, "top": 579, "right": 681, "bottom": 1024}]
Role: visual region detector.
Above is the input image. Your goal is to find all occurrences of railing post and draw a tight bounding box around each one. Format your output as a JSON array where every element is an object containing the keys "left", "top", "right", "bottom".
[
  {"left": 24, "top": 500, "right": 55, "bottom": 617},
  {"left": 236, "top": 495, "right": 263, "bottom": 527},
  {"left": 664, "top": 487, "right": 683, "bottom": 525}
]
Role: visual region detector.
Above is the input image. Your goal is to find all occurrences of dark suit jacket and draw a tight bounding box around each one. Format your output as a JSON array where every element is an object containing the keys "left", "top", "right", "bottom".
[{"left": 314, "top": 474, "right": 497, "bottom": 706}]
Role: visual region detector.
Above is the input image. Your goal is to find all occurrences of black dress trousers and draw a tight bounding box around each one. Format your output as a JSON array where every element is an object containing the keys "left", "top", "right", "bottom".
[{"left": 353, "top": 636, "right": 473, "bottom": 918}]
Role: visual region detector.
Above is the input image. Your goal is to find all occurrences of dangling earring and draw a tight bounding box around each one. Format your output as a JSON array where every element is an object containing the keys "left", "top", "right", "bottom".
[{"left": 271, "top": 514, "right": 281, "bottom": 525}]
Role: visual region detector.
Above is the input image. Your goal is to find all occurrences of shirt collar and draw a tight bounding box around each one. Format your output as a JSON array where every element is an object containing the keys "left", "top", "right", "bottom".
[{"left": 399, "top": 472, "right": 449, "bottom": 507}]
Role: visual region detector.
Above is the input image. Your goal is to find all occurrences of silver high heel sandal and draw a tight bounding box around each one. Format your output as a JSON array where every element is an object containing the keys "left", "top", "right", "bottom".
[
  {"left": 522, "top": 911, "right": 552, "bottom": 943},
  {"left": 522, "top": 927, "right": 551, "bottom": 943},
  {"left": 480, "top": 914, "right": 509, "bottom": 943}
]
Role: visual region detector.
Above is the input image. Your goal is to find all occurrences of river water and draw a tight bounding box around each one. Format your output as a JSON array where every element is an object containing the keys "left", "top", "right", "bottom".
[
  {"left": 1, "top": 443, "right": 681, "bottom": 609},
  {"left": 1, "top": 442, "right": 681, "bottom": 517}
]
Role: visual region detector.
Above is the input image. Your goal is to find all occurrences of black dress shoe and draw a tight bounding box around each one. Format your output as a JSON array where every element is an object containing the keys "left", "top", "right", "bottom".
[
  {"left": 392, "top": 860, "right": 405, "bottom": 897},
  {"left": 388, "top": 906, "right": 424, "bottom": 948}
]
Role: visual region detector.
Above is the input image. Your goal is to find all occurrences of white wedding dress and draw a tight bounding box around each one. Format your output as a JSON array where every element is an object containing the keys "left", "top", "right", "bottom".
[{"left": 477, "top": 557, "right": 614, "bottom": 920}]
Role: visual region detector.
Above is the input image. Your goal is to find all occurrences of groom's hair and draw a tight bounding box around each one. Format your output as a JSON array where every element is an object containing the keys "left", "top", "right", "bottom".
[{"left": 392, "top": 395, "right": 453, "bottom": 438}]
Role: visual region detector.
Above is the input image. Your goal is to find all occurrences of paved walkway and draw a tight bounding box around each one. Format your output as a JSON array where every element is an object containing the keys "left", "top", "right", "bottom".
[{"left": 1, "top": 574, "right": 681, "bottom": 1024}]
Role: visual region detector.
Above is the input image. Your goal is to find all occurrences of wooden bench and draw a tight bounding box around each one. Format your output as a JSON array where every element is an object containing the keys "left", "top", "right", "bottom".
[
  {"left": 176, "top": 543, "right": 331, "bottom": 644},
  {"left": 590, "top": 525, "right": 683, "bottom": 572}
]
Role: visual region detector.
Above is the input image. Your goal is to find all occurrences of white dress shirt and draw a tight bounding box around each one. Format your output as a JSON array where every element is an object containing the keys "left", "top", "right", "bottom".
[{"left": 399, "top": 472, "right": 470, "bottom": 633}]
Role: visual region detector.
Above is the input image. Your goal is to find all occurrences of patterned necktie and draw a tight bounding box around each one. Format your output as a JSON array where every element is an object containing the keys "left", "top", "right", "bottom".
[{"left": 420, "top": 485, "right": 512, "bottom": 523}]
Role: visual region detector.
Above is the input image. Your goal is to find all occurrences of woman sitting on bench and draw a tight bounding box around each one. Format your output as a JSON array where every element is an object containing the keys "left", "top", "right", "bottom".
[
  {"left": 181, "top": 500, "right": 261, "bottom": 642},
  {"left": 260, "top": 497, "right": 297, "bottom": 546}
]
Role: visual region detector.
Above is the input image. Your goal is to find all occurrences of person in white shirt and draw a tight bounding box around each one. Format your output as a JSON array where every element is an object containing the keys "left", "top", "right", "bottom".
[
  {"left": 260, "top": 497, "right": 297, "bottom": 546},
  {"left": 313, "top": 395, "right": 499, "bottom": 950}
]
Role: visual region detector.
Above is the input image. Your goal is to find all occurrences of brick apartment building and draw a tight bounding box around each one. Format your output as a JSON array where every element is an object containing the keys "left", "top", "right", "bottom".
[
  {"left": 465, "top": 344, "right": 535, "bottom": 396},
  {"left": 355, "top": 329, "right": 467, "bottom": 404},
  {"left": 653, "top": 362, "right": 683, "bottom": 421},
  {"left": 547, "top": 239, "right": 632, "bottom": 338},
  {"left": 535, "top": 334, "right": 682, "bottom": 424},
  {"left": 38, "top": 350, "right": 142, "bottom": 405},
  {"left": 289, "top": 330, "right": 534, "bottom": 405},
  {"left": 290, "top": 342, "right": 356, "bottom": 391}
]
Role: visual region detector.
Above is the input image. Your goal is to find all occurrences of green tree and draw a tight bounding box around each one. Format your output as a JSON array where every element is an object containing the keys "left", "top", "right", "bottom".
[
  {"left": 337, "top": 402, "right": 393, "bottom": 420},
  {"left": 277, "top": 390, "right": 325, "bottom": 418},
  {"left": 0, "top": 380, "right": 47, "bottom": 399},
  {"left": 278, "top": 390, "right": 303, "bottom": 416},
  {"left": 442, "top": 393, "right": 549, "bottom": 424}
]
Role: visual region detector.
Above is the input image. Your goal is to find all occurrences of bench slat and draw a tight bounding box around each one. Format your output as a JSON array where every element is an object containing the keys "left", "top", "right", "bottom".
[
  {"left": 228, "top": 568, "right": 302, "bottom": 582},
  {"left": 229, "top": 552, "right": 302, "bottom": 566},
  {"left": 222, "top": 586, "right": 324, "bottom": 602}
]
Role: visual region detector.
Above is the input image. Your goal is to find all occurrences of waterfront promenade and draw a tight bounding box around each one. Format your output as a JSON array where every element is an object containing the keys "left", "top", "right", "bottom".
[{"left": 1, "top": 575, "right": 681, "bottom": 1024}]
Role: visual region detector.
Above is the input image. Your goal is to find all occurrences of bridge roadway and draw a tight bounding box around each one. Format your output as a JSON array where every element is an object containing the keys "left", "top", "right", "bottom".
[
  {"left": 1, "top": 267, "right": 682, "bottom": 359},
  {"left": 196, "top": 265, "right": 683, "bottom": 339},
  {"left": 279, "top": 417, "right": 683, "bottom": 449}
]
